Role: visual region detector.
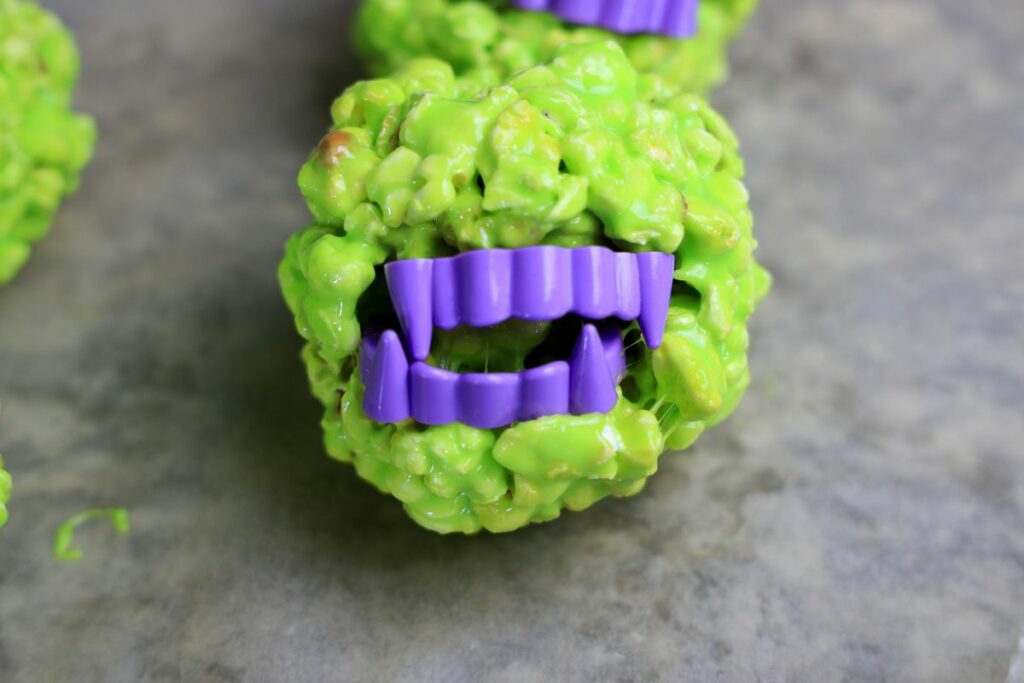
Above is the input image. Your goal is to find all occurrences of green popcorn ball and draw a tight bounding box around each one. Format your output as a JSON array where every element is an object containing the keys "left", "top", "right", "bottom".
[
  {"left": 355, "top": 0, "right": 759, "bottom": 97},
  {"left": 0, "top": 454, "right": 9, "bottom": 528},
  {"left": 280, "top": 42, "right": 770, "bottom": 534},
  {"left": 0, "top": 0, "right": 96, "bottom": 286}
]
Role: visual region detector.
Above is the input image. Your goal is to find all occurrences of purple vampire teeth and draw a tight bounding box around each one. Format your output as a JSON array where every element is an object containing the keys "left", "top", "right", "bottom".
[
  {"left": 363, "top": 246, "right": 675, "bottom": 429},
  {"left": 509, "top": 0, "right": 699, "bottom": 39}
]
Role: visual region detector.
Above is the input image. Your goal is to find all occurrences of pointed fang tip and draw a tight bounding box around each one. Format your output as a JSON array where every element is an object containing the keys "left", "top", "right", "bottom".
[
  {"left": 364, "top": 330, "right": 411, "bottom": 423},
  {"left": 386, "top": 260, "right": 434, "bottom": 361},
  {"left": 637, "top": 253, "right": 674, "bottom": 350},
  {"left": 570, "top": 323, "right": 618, "bottom": 416}
]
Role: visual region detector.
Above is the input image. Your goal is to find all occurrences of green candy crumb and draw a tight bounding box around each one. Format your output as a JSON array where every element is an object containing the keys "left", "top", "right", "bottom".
[
  {"left": 1, "top": 0, "right": 97, "bottom": 285},
  {"left": 281, "top": 41, "right": 769, "bottom": 534},
  {"left": 53, "top": 508, "right": 129, "bottom": 562}
]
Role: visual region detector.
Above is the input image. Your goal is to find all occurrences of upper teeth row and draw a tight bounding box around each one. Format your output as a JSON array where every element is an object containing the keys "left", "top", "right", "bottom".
[{"left": 385, "top": 246, "right": 675, "bottom": 361}]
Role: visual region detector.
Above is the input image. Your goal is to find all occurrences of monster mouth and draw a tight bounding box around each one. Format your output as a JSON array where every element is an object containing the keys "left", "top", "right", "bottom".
[{"left": 359, "top": 245, "right": 675, "bottom": 429}]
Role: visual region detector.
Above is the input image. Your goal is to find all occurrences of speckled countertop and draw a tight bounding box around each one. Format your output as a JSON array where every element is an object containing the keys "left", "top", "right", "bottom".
[{"left": 0, "top": 1, "right": 1022, "bottom": 681}]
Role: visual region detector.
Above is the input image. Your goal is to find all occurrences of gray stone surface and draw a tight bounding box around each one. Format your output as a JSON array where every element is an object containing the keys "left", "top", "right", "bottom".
[{"left": 1, "top": 0, "right": 1022, "bottom": 680}]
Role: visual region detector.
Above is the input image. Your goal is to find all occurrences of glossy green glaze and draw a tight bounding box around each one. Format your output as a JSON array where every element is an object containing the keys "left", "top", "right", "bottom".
[
  {"left": 280, "top": 42, "right": 769, "bottom": 533},
  {"left": 0, "top": 0, "right": 96, "bottom": 285},
  {"left": 355, "top": 0, "right": 759, "bottom": 97}
]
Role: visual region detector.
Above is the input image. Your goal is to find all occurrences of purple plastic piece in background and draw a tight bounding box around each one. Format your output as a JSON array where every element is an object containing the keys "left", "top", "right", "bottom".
[{"left": 508, "top": 0, "right": 698, "bottom": 38}]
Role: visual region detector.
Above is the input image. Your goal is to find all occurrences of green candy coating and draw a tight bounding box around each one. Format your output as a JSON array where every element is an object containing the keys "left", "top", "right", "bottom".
[
  {"left": 1, "top": 0, "right": 96, "bottom": 286},
  {"left": 280, "top": 42, "right": 769, "bottom": 533},
  {"left": 355, "top": 0, "right": 759, "bottom": 97}
]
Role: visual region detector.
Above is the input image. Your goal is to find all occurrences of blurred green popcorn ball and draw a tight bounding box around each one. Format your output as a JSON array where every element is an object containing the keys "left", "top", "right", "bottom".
[
  {"left": 280, "top": 42, "right": 769, "bottom": 534},
  {"left": 0, "top": 455, "right": 9, "bottom": 528},
  {"left": 0, "top": 0, "right": 96, "bottom": 285},
  {"left": 355, "top": 0, "right": 759, "bottom": 96}
]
